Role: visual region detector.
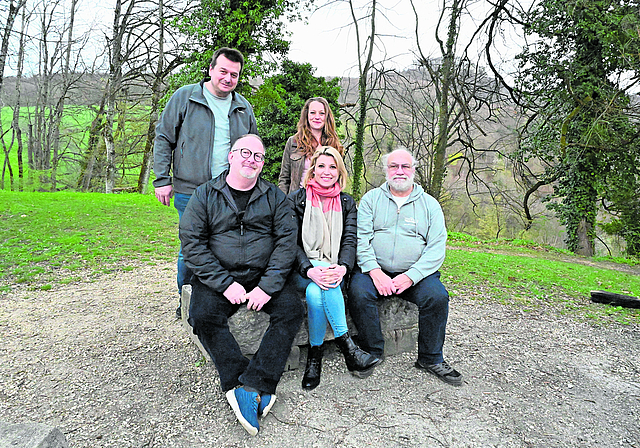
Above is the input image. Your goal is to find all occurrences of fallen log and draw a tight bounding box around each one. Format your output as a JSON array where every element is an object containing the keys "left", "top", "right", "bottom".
[{"left": 590, "top": 290, "right": 640, "bottom": 309}]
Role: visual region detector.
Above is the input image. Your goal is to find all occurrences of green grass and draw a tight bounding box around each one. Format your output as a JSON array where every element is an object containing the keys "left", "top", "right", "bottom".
[
  {"left": 1, "top": 190, "right": 638, "bottom": 325},
  {"left": 442, "top": 245, "right": 640, "bottom": 325},
  {"left": 0, "top": 190, "right": 178, "bottom": 285},
  {"left": 448, "top": 231, "right": 573, "bottom": 255}
]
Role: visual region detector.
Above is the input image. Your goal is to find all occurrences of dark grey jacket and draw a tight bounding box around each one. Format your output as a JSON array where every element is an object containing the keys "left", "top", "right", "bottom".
[
  {"left": 180, "top": 174, "right": 297, "bottom": 296},
  {"left": 153, "top": 80, "right": 258, "bottom": 195}
]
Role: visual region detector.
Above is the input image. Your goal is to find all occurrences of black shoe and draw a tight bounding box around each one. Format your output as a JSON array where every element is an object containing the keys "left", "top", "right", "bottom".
[
  {"left": 415, "top": 360, "right": 463, "bottom": 386},
  {"left": 335, "top": 332, "right": 381, "bottom": 379},
  {"left": 175, "top": 305, "right": 182, "bottom": 320},
  {"left": 302, "top": 345, "right": 323, "bottom": 390}
]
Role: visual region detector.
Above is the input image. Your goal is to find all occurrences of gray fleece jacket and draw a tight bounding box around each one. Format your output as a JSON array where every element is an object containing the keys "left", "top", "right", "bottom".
[{"left": 356, "top": 182, "right": 447, "bottom": 284}]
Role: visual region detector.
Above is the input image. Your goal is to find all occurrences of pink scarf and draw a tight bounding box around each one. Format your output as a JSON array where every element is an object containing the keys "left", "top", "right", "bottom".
[
  {"left": 306, "top": 178, "right": 342, "bottom": 213},
  {"left": 302, "top": 179, "right": 343, "bottom": 264}
]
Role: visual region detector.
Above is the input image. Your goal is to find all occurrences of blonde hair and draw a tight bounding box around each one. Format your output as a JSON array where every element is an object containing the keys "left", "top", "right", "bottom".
[
  {"left": 295, "top": 97, "right": 344, "bottom": 158},
  {"left": 303, "top": 146, "right": 348, "bottom": 190}
]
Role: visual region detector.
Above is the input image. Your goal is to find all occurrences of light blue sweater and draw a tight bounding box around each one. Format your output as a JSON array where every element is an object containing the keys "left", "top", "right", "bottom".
[{"left": 356, "top": 182, "right": 447, "bottom": 284}]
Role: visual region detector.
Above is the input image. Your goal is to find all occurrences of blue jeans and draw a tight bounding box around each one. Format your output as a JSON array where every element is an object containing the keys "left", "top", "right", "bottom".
[
  {"left": 174, "top": 193, "right": 194, "bottom": 294},
  {"left": 291, "top": 260, "right": 349, "bottom": 347},
  {"left": 188, "top": 276, "right": 304, "bottom": 394},
  {"left": 347, "top": 270, "right": 449, "bottom": 365}
]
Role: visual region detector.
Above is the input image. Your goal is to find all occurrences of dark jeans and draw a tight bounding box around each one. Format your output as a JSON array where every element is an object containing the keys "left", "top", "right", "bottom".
[
  {"left": 188, "top": 276, "right": 304, "bottom": 395},
  {"left": 347, "top": 270, "right": 449, "bottom": 365},
  {"left": 174, "top": 193, "right": 194, "bottom": 295}
]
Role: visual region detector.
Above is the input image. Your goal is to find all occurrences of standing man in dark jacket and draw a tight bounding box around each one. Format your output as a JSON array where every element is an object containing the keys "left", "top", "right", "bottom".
[
  {"left": 153, "top": 47, "right": 258, "bottom": 318},
  {"left": 179, "top": 134, "right": 302, "bottom": 437}
]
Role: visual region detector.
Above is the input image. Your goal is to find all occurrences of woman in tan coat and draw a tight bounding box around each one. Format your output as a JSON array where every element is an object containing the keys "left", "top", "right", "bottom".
[{"left": 278, "top": 97, "right": 344, "bottom": 194}]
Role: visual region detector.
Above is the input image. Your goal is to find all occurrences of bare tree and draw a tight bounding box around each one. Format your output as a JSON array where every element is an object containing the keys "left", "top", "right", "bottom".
[
  {"left": 409, "top": 0, "right": 507, "bottom": 201},
  {"left": 104, "top": 0, "right": 133, "bottom": 193},
  {"left": 102, "top": 0, "right": 188, "bottom": 193},
  {"left": 0, "top": 0, "right": 27, "bottom": 96},
  {"left": 13, "top": 6, "right": 29, "bottom": 190},
  {"left": 49, "top": 0, "right": 79, "bottom": 191},
  {"left": 15, "top": 0, "right": 94, "bottom": 191},
  {"left": 348, "top": 0, "right": 377, "bottom": 200},
  {"left": 326, "top": 0, "right": 383, "bottom": 200},
  {"left": 136, "top": 0, "right": 184, "bottom": 193},
  {"left": 0, "top": 0, "right": 28, "bottom": 190},
  {"left": 135, "top": 0, "right": 165, "bottom": 194}
]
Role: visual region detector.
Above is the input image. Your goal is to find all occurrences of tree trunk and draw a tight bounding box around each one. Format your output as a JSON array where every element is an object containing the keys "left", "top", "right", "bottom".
[
  {"left": 104, "top": 98, "right": 117, "bottom": 193},
  {"left": 1, "top": 147, "right": 14, "bottom": 190},
  {"left": 0, "top": 0, "right": 27, "bottom": 96},
  {"left": 137, "top": 0, "right": 165, "bottom": 194},
  {"left": 428, "top": 0, "right": 461, "bottom": 201},
  {"left": 78, "top": 96, "right": 106, "bottom": 191},
  {"left": 575, "top": 218, "right": 595, "bottom": 257},
  {"left": 14, "top": 6, "right": 27, "bottom": 191},
  {"left": 104, "top": 0, "right": 133, "bottom": 193},
  {"left": 349, "top": 0, "right": 376, "bottom": 201},
  {"left": 49, "top": 0, "right": 78, "bottom": 192},
  {"left": 591, "top": 290, "right": 640, "bottom": 309}
]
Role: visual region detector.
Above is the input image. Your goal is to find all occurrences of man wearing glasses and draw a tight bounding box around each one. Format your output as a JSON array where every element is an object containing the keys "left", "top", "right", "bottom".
[
  {"left": 347, "top": 148, "right": 463, "bottom": 386},
  {"left": 153, "top": 47, "right": 258, "bottom": 318},
  {"left": 180, "top": 134, "right": 302, "bottom": 436}
]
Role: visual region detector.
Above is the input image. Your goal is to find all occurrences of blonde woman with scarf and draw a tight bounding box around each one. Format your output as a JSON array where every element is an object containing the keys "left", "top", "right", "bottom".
[{"left": 288, "top": 146, "right": 380, "bottom": 390}]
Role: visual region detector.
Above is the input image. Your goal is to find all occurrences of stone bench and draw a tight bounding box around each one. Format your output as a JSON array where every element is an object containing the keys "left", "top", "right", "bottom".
[
  {"left": 0, "top": 421, "right": 69, "bottom": 448},
  {"left": 180, "top": 285, "right": 419, "bottom": 370}
]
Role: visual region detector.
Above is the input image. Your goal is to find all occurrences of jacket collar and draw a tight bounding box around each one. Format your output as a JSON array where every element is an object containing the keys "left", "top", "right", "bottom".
[
  {"left": 190, "top": 79, "right": 246, "bottom": 111},
  {"left": 208, "top": 172, "right": 268, "bottom": 213},
  {"left": 380, "top": 181, "right": 424, "bottom": 203},
  {"left": 211, "top": 171, "right": 269, "bottom": 197}
]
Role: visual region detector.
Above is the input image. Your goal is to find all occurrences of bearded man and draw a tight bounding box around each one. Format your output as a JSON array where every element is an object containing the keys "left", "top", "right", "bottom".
[{"left": 347, "top": 148, "right": 463, "bottom": 386}]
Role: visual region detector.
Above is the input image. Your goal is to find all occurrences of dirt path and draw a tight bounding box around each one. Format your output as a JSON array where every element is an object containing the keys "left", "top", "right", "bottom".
[{"left": 1, "top": 262, "right": 639, "bottom": 448}]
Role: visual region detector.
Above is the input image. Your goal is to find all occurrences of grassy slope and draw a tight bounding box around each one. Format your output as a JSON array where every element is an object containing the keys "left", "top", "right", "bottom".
[
  {"left": 1, "top": 190, "right": 638, "bottom": 324},
  {"left": 1, "top": 191, "right": 178, "bottom": 286}
]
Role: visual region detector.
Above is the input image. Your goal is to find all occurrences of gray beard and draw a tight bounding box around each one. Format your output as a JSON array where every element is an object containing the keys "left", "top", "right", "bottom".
[{"left": 388, "top": 177, "right": 413, "bottom": 192}]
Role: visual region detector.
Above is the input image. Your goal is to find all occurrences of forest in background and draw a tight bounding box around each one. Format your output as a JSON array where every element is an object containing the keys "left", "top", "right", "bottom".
[{"left": 1, "top": 0, "right": 638, "bottom": 259}]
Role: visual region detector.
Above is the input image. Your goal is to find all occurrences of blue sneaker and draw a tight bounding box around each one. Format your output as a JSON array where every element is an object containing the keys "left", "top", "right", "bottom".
[
  {"left": 258, "top": 393, "right": 276, "bottom": 418},
  {"left": 226, "top": 388, "right": 260, "bottom": 436}
]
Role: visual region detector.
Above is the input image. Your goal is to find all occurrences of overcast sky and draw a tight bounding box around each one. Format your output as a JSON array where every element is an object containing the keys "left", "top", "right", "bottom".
[
  {"left": 4, "top": 0, "right": 523, "bottom": 81},
  {"left": 285, "top": 1, "right": 442, "bottom": 77},
  {"left": 284, "top": 0, "right": 520, "bottom": 78}
]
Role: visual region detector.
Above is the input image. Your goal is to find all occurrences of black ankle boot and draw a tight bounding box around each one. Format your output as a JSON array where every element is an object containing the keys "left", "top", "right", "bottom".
[
  {"left": 302, "top": 345, "right": 323, "bottom": 390},
  {"left": 335, "top": 332, "right": 381, "bottom": 378}
]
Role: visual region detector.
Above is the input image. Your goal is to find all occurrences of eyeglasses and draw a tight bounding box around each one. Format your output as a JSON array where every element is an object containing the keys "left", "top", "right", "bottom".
[
  {"left": 233, "top": 148, "right": 265, "bottom": 163},
  {"left": 387, "top": 163, "right": 414, "bottom": 172}
]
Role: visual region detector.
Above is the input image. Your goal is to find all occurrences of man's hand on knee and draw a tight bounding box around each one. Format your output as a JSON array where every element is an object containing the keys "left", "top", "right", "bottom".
[
  {"left": 392, "top": 274, "right": 413, "bottom": 294},
  {"left": 224, "top": 282, "right": 247, "bottom": 304},
  {"left": 369, "top": 268, "right": 395, "bottom": 296},
  {"left": 245, "top": 286, "right": 271, "bottom": 311}
]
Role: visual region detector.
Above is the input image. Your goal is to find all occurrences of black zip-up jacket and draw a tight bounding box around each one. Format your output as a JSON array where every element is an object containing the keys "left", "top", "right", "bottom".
[
  {"left": 180, "top": 174, "right": 297, "bottom": 296},
  {"left": 288, "top": 187, "right": 357, "bottom": 279}
]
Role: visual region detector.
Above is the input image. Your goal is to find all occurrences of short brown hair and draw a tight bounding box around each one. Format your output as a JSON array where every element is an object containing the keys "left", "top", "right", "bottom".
[{"left": 210, "top": 47, "right": 245, "bottom": 73}]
